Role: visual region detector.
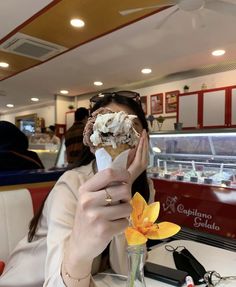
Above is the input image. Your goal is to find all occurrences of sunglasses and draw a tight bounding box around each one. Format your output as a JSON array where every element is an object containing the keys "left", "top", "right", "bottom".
[
  {"left": 89, "top": 90, "right": 141, "bottom": 106},
  {"left": 204, "top": 271, "right": 236, "bottom": 286}
]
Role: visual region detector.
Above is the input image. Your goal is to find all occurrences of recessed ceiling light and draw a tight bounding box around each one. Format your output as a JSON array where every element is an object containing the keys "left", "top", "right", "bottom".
[
  {"left": 31, "top": 97, "right": 39, "bottom": 102},
  {"left": 212, "top": 49, "right": 225, "bottom": 56},
  {"left": 94, "top": 81, "right": 103, "bottom": 86},
  {"left": 6, "top": 104, "right": 14, "bottom": 108},
  {"left": 70, "top": 18, "right": 85, "bottom": 28},
  {"left": 141, "top": 68, "right": 152, "bottom": 74},
  {"left": 60, "top": 90, "right": 69, "bottom": 95},
  {"left": 0, "top": 62, "right": 9, "bottom": 68}
]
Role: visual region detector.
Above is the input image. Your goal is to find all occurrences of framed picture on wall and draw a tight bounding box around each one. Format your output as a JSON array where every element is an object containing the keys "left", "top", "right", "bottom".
[
  {"left": 140, "top": 96, "right": 147, "bottom": 114},
  {"left": 165, "top": 90, "right": 179, "bottom": 113},
  {"left": 150, "top": 93, "right": 163, "bottom": 114}
]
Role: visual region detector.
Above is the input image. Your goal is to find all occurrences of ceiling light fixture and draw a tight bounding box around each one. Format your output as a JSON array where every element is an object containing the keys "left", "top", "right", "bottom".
[
  {"left": 212, "top": 49, "right": 225, "bottom": 56},
  {"left": 70, "top": 18, "right": 85, "bottom": 28},
  {"left": 141, "top": 68, "right": 152, "bottom": 74},
  {"left": 6, "top": 104, "right": 14, "bottom": 108},
  {"left": 31, "top": 97, "right": 39, "bottom": 102},
  {"left": 94, "top": 81, "right": 103, "bottom": 86},
  {"left": 60, "top": 90, "right": 69, "bottom": 95},
  {"left": 0, "top": 62, "right": 9, "bottom": 68}
]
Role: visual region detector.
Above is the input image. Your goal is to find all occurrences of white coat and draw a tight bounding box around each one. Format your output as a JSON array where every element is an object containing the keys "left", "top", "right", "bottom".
[{"left": 0, "top": 160, "right": 154, "bottom": 286}]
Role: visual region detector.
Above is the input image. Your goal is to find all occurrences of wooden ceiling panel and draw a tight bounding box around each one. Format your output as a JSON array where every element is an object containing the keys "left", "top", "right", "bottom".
[
  {"left": 0, "top": 51, "right": 40, "bottom": 78},
  {"left": 20, "top": 0, "right": 170, "bottom": 48},
  {"left": 0, "top": 0, "right": 171, "bottom": 81}
]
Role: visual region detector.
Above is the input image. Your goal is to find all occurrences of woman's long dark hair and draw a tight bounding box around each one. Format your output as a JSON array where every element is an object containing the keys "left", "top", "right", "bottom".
[{"left": 28, "top": 93, "right": 149, "bottom": 242}]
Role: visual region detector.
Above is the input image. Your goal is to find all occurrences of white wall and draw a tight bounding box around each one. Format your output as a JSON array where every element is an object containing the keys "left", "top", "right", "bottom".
[
  {"left": 0, "top": 104, "right": 55, "bottom": 126},
  {"left": 138, "top": 69, "right": 236, "bottom": 115},
  {"left": 135, "top": 69, "right": 236, "bottom": 131},
  {"left": 1, "top": 69, "right": 236, "bottom": 129},
  {"left": 76, "top": 94, "right": 90, "bottom": 109},
  {"left": 56, "top": 96, "right": 74, "bottom": 124}
]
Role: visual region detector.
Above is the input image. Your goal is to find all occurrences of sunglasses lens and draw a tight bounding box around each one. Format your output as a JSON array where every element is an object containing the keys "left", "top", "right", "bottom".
[
  {"left": 90, "top": 91, "right": 140, "bottom": 105},
  {"left": 116, "top": 91, "right": 139, "bottom": 98},
  {"left": 90, "top": 93, "right": 108, "bottom": 103}
]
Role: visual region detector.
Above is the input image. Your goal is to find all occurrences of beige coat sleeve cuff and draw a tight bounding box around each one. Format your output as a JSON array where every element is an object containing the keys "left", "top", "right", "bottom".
[{"left": 109, "top": 233, "right": 128, "bottom": 276}]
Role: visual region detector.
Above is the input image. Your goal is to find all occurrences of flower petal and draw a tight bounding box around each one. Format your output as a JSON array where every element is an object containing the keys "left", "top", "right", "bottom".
[
  {"left": 146, "top": 222, "right": 181, "bottom": 240},
  {"left": 125, "top": 227, "right": 147, "bottom": 245},
  {"left": 131, "top": 192, "right": 147, "bottom": 216},
  {"left": 139, "top": 223, "right": 158, "bottom": 236},
  {"left": 130, "top": 192, "right": 147, "bottom": 227},
  {"left": 141, "top": 202, "right": 160, "bottom": 224}
]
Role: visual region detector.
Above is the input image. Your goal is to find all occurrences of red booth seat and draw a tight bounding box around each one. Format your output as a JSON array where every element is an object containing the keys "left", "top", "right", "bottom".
[
  {"left": 0, "top": 189, "right": 34, "bottom": 273},
  {"left": 0, "top": 176, "right": 60, "bottom": 275}
]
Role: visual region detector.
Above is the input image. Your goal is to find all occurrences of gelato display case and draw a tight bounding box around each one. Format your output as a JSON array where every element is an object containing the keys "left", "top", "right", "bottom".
[
  {"left": 28, "top": 133, "right": 61, "bottom": 169},
  {"left": 149, "top": 129, "right": 236, "bottom": 186},
  {"left": 148, "top": 129, "right": 236, "bottom": 248}
]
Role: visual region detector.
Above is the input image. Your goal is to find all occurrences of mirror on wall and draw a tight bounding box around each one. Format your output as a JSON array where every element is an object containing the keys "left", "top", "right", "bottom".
[{"left": 15, "top": 113, "right": 37, "bottom": 135}]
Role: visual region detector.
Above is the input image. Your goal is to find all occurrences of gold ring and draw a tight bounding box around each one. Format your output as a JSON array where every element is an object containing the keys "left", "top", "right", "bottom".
[{"left": 105, "top": 188, "right": 112, "bottom": 206}]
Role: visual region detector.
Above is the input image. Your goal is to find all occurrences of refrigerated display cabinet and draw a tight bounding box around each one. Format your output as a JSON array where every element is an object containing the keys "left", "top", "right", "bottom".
[{"left": 148, "top": 128, "right": 236, "bottom": 250}]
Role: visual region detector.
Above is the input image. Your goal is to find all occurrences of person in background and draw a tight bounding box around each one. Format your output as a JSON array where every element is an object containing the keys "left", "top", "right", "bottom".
[
  {"left": 64, "top": 107, "right": 89, "bottom": 166},
  {"left": 0, "top": 92, "right": 153, "bottom": 287},
  {"left": 46, "top": 125, "right": 61, "bottom": 145},
  {"left": 0, "top": 121, "right": 44, "bottom": 171}
]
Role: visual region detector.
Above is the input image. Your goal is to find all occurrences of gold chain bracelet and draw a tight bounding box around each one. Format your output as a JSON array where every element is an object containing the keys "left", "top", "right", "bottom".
[{"left": 62, "top": 259, "right": 91, "bottom": 287}]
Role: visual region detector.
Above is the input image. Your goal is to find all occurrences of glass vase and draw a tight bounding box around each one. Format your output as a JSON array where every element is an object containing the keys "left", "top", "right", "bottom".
[{"left": 126, "top": 244, "right": 146, "bottom": 287}]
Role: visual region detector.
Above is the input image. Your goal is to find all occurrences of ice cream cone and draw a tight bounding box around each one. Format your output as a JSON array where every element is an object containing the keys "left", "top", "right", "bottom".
[
  {"left": 83, "top": 108, "right": 139, "bottom": 159},
  {"left": 102, "top": 143, "right": 130, "bottom": 160}
]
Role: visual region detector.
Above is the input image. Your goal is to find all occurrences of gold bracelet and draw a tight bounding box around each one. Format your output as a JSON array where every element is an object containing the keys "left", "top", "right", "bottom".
[{"left": 62, "top": 259, "right": 91, "bottom": 287}]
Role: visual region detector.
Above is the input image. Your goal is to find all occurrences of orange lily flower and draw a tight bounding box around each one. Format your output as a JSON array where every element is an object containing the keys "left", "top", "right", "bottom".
[{"left": 125, "top": 192, "right": 181, "bottom": 245}]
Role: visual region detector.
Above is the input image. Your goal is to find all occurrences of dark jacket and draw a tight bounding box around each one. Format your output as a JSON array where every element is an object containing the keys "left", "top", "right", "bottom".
[
  {"left": 64, "top": 121, "right": 86, "bottom": 165},
  {"left": 0, "top": 121, "right": 44, "bottom": 171}
]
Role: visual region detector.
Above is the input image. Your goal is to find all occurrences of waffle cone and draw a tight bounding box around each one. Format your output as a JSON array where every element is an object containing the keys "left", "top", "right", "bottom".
[{"left": 99, "top": 144, "right": 130, "bottom": 160}]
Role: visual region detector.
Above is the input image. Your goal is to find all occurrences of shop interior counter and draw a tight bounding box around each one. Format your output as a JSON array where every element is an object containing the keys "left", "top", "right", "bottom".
[
  {"left": 149, "top": 128, "right": 236, "bottom": 186},
  {"left": 148, "top": 129, "right": 236, "bottom": 249},
  {"left": 29, "top": 143, "right": 60, "bottom": 170}
]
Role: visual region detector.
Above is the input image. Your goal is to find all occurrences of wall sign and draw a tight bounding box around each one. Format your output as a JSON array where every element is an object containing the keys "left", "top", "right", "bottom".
[
  {"left": 165, "top": 90, "right": 179, "bottom": 113},
  {"left": 150, "top": 93, "right": 163, "bottom": 114}
]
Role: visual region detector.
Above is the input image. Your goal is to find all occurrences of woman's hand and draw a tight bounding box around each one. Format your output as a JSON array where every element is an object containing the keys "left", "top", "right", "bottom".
[
  {"left": 65, "top": 168, "right": 132, "bottom": 277},
  {"left": 127, "top": 129, "right": 149, "bottom": 184}
]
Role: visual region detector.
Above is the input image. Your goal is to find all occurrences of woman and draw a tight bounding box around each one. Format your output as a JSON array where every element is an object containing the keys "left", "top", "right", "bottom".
[
  {"left": 0, "top": 91, "right": 153, "bottom": 287},
  {"left": 46, "top": 125, "right": 61, "bottom": 145}
]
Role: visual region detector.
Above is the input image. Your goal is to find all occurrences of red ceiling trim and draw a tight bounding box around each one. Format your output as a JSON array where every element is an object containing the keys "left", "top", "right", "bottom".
[
  {"left": 0, "top": 5, "right": 172, "bottom": 82},
  {"left": 0, "top": 0, "right": 63, "bottom": 44}
]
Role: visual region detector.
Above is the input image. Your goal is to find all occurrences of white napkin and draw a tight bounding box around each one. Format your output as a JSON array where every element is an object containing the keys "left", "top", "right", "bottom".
[{"left": 95, "top": 148, "right": 130, "bottom": 171}]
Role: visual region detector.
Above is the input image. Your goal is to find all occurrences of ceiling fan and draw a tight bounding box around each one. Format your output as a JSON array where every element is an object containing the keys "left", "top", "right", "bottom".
[{"left": 119, "top": 0, "right": 236, "bottom": 29}]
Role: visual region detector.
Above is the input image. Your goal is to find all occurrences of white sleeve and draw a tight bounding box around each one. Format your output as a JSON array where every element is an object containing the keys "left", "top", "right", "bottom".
[{"left": 43, "top": 170, "right": 97, "bottom": 287}]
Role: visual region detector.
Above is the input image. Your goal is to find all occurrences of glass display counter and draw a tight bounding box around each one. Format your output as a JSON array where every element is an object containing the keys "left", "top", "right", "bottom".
[
  {"left": 148, "top": 129, "right": 236, "bottom": 246},
  {"left": 29, "top": 143, "right": 60, "bottom": 170},
  {"left": 28, "top": 132, "right": 69, "bottom": 169},
  {"left": 149, "top": 129, "right": 236, "bottom": 187}
]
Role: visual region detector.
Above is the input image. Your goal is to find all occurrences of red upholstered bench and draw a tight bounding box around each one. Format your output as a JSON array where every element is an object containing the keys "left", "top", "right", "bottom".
[
  {"left": 0, "top": 261, "right": 5, "bottom": 275},
  {"left": 0, "top": 170, "right": 63, "bottom": 275},
  {"left": 0, "top": 189, "right": 34, "bottom": 275},
  {"left": 27, "top": 181, "right": 56, "bottom": 214}
]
